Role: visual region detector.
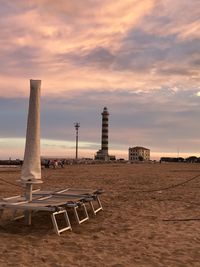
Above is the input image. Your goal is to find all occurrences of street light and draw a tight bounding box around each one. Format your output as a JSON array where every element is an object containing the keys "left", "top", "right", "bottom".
[{"left": 74, "top": 122, "right": 80, "bottom": 160}]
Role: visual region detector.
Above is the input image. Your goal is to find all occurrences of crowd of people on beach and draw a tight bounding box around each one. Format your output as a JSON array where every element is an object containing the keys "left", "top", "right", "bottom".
[{"left": 43, "top": 159, "right": 65, "bottom": 169}]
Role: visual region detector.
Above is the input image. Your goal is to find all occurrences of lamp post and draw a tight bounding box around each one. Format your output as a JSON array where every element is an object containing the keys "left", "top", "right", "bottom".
[{"left": 74, "top": 122, "right": 80, "bottom": 160}]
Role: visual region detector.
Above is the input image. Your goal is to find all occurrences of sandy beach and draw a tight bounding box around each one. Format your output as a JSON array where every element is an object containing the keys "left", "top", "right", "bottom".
[{"left": 0, "top": 163, "right": 200, "bottom": 267}]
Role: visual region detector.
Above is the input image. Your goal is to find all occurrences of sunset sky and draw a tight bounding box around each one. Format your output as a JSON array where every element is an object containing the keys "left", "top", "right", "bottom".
[{"left": 0, "top": 0, "right": 200, "bottom": 160}]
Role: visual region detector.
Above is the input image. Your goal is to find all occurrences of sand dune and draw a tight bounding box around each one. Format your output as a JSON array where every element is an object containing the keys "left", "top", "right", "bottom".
[{"left": 0, "top": 163, "right": 200, "bottom": 267}]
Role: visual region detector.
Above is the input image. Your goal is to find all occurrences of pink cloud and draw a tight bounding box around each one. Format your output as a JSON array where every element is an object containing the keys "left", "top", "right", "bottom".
[{"left": 0, "top": 0, "right": 199, "bottom": 99}]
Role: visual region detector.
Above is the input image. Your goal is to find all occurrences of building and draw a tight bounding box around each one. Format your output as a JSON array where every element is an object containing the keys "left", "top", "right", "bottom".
[
  {"left": 129, "top": 146, "right": 150, "bottom": 161},
  {"left": 95, "top": 107, "right": 115, "bottom": 161}
]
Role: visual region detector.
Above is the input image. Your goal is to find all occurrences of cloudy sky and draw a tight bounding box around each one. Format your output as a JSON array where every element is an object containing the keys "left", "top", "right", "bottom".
[{"left": 0, "top": 0, "right": 200, "bottom": 160}]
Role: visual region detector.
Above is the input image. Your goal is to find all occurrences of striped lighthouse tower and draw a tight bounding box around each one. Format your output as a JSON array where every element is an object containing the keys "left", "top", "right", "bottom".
[
  {"left": 95, "top": 107, "right": 115, "bottom": 161},
  {"left": 101, "top": 107, "right": 109, "bottom": 154}
]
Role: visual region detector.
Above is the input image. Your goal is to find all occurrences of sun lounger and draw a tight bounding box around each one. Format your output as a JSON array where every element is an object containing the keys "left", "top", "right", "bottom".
[
  {"left": 32, "top": 187, "right": 104, "bottom": 215},
  {"left": 0, "top": 187, "right": 104, "bottom": 235},
  {"left": 0, "top": 198, "right": 72, "bottom": 235},
  {"left": 0, "top": 193, "right": 90, "bottom": 235}
]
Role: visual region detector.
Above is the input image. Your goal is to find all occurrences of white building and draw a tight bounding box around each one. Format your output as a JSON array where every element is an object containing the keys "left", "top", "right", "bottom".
[{"left": 129, "top": 146, "right": 150, "bottom": 161}]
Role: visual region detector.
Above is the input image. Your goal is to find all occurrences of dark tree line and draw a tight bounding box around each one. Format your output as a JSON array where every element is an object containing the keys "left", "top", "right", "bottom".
[{"left": 160, "top": 156, "right": 200, "bottom": 163}]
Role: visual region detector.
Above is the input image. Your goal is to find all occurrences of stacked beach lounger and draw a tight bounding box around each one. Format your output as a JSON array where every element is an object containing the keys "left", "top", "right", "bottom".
[
  {"left": 0, "top": 80, "right": 104, "bottom": 236},
  {"left": 0, "top": 188, "right": 103, "bottom": 235}
]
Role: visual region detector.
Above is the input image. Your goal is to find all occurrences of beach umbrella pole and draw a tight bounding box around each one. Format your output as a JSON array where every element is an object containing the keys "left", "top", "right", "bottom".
[{"left": 24, "top": 183, "right": 33, "bottom": 225}]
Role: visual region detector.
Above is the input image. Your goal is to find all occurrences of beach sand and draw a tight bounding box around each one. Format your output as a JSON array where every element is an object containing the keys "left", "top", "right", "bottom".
[{"left": 0, "top": 163, "right": 200, "bottom": 267}]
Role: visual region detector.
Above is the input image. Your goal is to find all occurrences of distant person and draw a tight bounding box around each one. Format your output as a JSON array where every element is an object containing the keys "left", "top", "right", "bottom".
[
  {"left": 44, "top": 159, "right": 50, "bottom": 168},
  {"left": 60, "top": 160, "right": 65, "bottom": 168},
  {"left": 53, "top": 160, "right": 58, "bottom": 169}
]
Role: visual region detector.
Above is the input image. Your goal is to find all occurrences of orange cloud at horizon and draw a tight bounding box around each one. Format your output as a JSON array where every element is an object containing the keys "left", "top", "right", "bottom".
[{"left": 1, "top": 137, "right": 200, "bottom": 161}]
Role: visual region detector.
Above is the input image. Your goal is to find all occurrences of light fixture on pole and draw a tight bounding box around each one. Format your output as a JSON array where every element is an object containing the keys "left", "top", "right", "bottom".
[{"left": 74, "top": 122, "right": 80, "bottom": 160}]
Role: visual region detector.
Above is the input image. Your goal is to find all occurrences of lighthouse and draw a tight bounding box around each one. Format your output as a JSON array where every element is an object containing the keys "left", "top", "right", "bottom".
[
  {"left": 101, "top": 107, "right": 109, "bottom": 153},
  {"left": 95, "top": 107, "right": 115, "bottom": 161}
]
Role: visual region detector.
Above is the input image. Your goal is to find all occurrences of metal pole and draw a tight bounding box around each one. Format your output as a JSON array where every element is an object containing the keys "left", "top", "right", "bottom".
[
  {"left": 76, "top": 127, "right": 78, "bottom": 159},
  {"left": 25, "top": 183, "right": 33, "bottom": 225},
  {"left": 74, "top": 123, "right": 80, "bottom": 160}
]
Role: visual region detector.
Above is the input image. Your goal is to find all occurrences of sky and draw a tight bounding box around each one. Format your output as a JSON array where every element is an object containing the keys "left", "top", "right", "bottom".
[{"left": 0, "top": 0, "right": 200, "bottom": 160}]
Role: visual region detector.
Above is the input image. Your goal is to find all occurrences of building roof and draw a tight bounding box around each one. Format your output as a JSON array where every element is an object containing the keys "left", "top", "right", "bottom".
[{"left": 129, "top": 146, "right": 150, "bottom": 150}]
